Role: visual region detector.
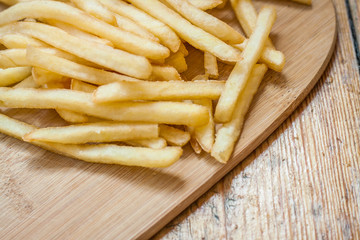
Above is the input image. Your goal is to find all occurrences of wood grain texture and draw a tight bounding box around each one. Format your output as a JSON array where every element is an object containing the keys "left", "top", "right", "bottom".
[
  {"left": 154, "top": 0, "right": 360, "bottom": 239},
  {"left": 0, "top": 0, "right": 337, "bottom": 239}
]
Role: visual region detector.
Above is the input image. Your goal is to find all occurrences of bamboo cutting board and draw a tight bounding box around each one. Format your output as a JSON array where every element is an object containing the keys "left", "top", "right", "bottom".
[{"left": 0, "top": 0, "right": 336, "bottom": 239}]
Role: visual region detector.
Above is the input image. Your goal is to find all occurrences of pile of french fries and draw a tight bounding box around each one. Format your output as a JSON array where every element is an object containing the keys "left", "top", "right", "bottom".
[{"left": 0, "top": 0, "right": 310, "bottom": 168}]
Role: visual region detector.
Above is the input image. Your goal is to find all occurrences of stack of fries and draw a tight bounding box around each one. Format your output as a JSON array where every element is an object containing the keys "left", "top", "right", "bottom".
[{"left": 0, "top": 0, "right": 309, "bottom": 168}]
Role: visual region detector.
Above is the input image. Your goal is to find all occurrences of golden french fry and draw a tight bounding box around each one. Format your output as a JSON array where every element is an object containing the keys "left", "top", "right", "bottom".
[
  {"left": 125, "top": 138, "right": 167, "bottom": 149},
  {"left": 45, "top": 19, "right": 114, "bottom": 47},
  {"left": 230, "top": 0, "right": 275, "bottom": 49},
  {"left": 32, "top": 67, "right": 69, "bottom": 86},
  {"left": 70, "top": 0, "right": 116, "bottom": 24},
  {"left": 230, "top": 0, "right": 285, "bottom": 72},
  {"left": 56, "top": 109, "right": 89, "bottom": 123},
  {"left": 233, "top": 41, "right": 285, "bottom": 72},
  {"left": 99, "top": 0, "right": 181, "bottom": 52},
  {"left": 0, "top": 33, "right": 48, "bottom": 49},
  {"left": 211, "top": 64, "right": 267, "bottom": 163},
  {"left": 204, "top": 52, "right": 219, "bottom": 78},
  {"left": 164, "top": 0, "right": 245, "bottom": 44},
  {"left": 0, "top": 113, "right": 182, "bottom": 168},
  {"left": 69, "top": 79, "right": 98, "bottom": 122},
  {"left": 24, "top": 122, "right": 159, "bottom": 144},
  {"left": 150, "top": 65, "right": 181, "bottom": 81},
  {"left": 114, "top": 15, "right": 159, "bottom": 42},
  {"left": 179, "top": 42, "right": 189, "bottom": 56},
  {"left": 0, "top": 66, "right": 32, "bottom": 87},
  {"left": 165, "top": 51, "right": 188, "bottom": 73},
  {"left": 127, "top": 0, "right": 242, "bottom": 62},
  {"left": 0, "top": 49, "right": 29, "bottom": 68},
  {"left": 2, "top": 46, "right": 103, "bottom": 69},
  {"left": 0, "top": 87, "right": 210, "bottom": 126},
  {"left": 189, "top": 136, "right": 202, "bottom": 154},
  {"left": 188, "top": 0, "right": 222, "bottom": 10},
  {"left": 230, "top": 0, "right": 261, "bottom": 38},
  {"left": 188, "top": 99, "right": 215, "bottom": 152},
  {"left": 0, "top": 1, "right": 170, "bottom": 60},
  {"left": 159, "top": 125, "right": 190, "bottom": 147},
  {"left": 92, "top": 80, "right": 225, "bottom": 102},
  {"left": 13, "top": 75, "right": 39, "bottom": 88},
  {"left": 0, "top": 22, "right": 153, "bottom": 79},
  {"left": 71, "top": 79, "right": 97, "bottom": 93},
  {"left": 215, "top": 7, "right": 276, "bottom": 123},
  {"left": 27, "top": 47, "right": 140, "bottom": 86}
]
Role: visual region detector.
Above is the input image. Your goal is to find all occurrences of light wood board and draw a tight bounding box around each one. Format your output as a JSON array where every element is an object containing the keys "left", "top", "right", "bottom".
[{"left": 0, "top": 0, "right": 336, "bottom": 239}]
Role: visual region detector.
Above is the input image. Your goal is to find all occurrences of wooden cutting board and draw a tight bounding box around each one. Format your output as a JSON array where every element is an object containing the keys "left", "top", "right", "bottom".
[{"left": 0, "top": 0, "right": 336, "bottom": 239}]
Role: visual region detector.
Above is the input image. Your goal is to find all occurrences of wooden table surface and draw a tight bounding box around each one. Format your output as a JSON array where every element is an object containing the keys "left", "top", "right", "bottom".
[{"left": 154, "top": 0, "right": 360, "bottom": 239}]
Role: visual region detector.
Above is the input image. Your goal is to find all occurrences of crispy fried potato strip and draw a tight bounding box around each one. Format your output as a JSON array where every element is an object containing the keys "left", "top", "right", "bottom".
[
  {"left": 215, "top": 7, "right": 276, "bottom": 123},
  {"left": 0, "top": 113, "right": 182, "bottom": 168},
  {"left": 0, "top": 87, "right": 210, "bottom": 126},
  {"left": 92, "top": 80, "right": 225, "bottom": 102},
  {"left": 0, "top": 22, "right": 152, "bottom": 78},
  {"left": 24, "top": 122, "right": 159, "bottom": 144},
  {"left": 99, "top": 0, "right": 181, "bottom": 52},
  {"left": 211, "top": 64, "right": 267, "bottom": 163},
  {"left": 0, "top": 1, "right": 170, "bottom": 60},
  {"left": 127, "top": 0, "right": 242, "bottom": 62}
]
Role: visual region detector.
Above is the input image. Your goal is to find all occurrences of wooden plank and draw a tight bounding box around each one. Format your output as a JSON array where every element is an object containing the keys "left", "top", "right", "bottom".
[
  {"left": 154, "top": 0, "right": 360, "bottom": 238},
  {"left": 0, "top": 0, "right": 336, "bottom": 239}
]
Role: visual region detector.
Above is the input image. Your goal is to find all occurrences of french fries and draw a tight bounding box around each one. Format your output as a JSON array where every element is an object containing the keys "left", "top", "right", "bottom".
[
  {"left": 99, "top": 0, "right": 181, "bottom": 52},
  {"left": 0, "top": 66, "right": 32, "bottom": 87},
  {"left": 24, "top": 122, "right": 159, "bottom": 144},
  {"left": 0, "top": 49, "right": 29, "bottom": 68},
  {"left": 27, "top": 47, "right": 139, "bottom": 85},
  {"left": 215, "top": 7, "right": 276, "bottom": 123},
  {"left": 150, "top": 65, "right": 181, "bottom": 81},
  {"left": 45, "top": 19, "right": 114, "bottom": 47},
  {"left": 188, "top": 0, "right": 223, "bottom": 10},
  {"left": 70, "top": 0, "right": 116, "bottom": 24},
  {"left": 0, "top": 87, "right": 210, "bottom": 126},
  {"left": 212, "top": 64, "right": 268, "bottom": 163},
  {"left": 0, "top": 113, "right": 182, "bottom": 168},
  {"left": 159, "top": 125, "right": 191, "bottom": 147},
  {"left": 71, "top": 79, "right": 97, "bottom": 93},
  {"left": 0, "top": 33, "right": 48, "bottom": 48},
  {"left": 92, "top": 81, "right": 225, "bottom": 102},
  {"left": 165, "top": 51, "right": 188, "bottom": 73},
  {"left": 125, "top": 138, "right": 167, "bottom": 149},
  {"left": 230, "top": 0, "right": 285, "bottom": 72},
  {"left": 114, "top": 14, "right": 158, "bottom": 42},
  {"left": 55, "top": 109, "right": 89, "bottom": 123},
  {"left": 127, "top": 0, "right": 242, "bottom": 62},
  {"left": 204, "top": 52, "right": 219, "bottom": 78},
  {"left": 164, "top": 0, "right": 245, "bottom": 44},
  {"left": 13, "top": 76, "right": 39, "bottom": 89},
  {"left": 0, "top": 22, "right": 152, "bottom": 79},
  {"left": 0, "top": 0, "right": 287, "bottom": 167},
  {"left": 0, "top": 1, "right": 170, "bottom": 60},
  {"left": 32, "top": 67, "right": 69, "bottom": 86},
  {"left": 188, "top": 99, "right": 215, "bottom": 153}
]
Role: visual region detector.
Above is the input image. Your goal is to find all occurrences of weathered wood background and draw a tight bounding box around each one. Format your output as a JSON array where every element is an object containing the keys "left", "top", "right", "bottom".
[{"left": 154, "top": 0, "right": 360, "bottom": 238}]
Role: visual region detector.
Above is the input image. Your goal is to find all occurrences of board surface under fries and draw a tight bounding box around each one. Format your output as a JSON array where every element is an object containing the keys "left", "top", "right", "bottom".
[{"left": 0, "top": 0, "right": 302, "bottom": 168}]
